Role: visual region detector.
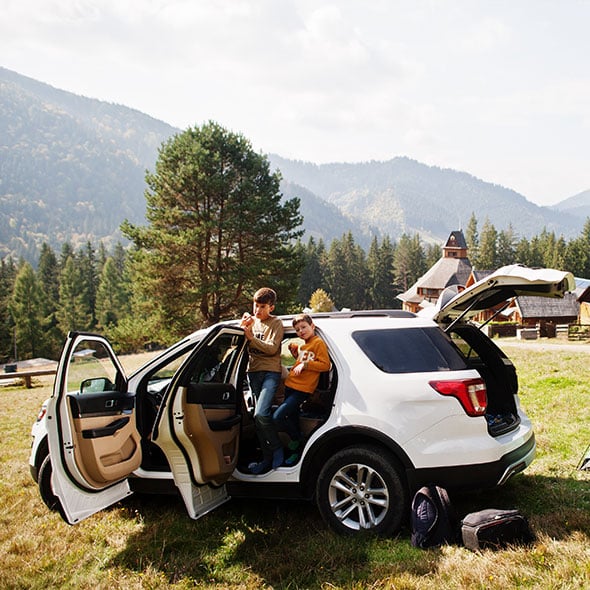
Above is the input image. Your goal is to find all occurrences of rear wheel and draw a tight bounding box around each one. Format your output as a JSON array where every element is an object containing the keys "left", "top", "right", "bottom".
[
  {"left": 38, "top": 455, "right": 60, "bottom": 511},
  {"left": 315, "top": 445, "right": 407, "bottom": 535}
]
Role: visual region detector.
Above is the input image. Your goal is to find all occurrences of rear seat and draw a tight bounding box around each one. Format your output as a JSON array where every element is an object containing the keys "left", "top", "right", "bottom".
[{"left": 299, "top": 368, "right": 337, "bottom": 436}]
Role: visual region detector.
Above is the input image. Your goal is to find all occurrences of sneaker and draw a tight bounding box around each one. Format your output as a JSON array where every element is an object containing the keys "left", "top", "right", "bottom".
[
  {"left": 284, "top": 452, "right": 300, "bottom": 466},
  {"left": 271, "top": 447, "right": 284, "bottom": 469},
  {"left": 248, "top": 460, "right": 271, "bottom": 475}
]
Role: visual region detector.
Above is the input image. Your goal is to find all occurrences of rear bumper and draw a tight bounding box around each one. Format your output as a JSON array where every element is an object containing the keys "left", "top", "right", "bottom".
[{"left": 406, "top": 431, "right": 536, "bottom": 492}]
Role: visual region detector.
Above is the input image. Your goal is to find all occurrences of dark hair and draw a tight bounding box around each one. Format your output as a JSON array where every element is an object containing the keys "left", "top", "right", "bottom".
[
  {"left": 253, "top": 287, "right": 277, "bottom": 305},
  {"left": 292, "top": 313, "right": 313, "bottom": 327}
]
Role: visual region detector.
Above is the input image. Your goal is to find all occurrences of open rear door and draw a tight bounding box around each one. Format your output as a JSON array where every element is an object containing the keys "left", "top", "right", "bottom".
[
  {"left": 47, "top": 332, "right": 140, "bottom": 524},
  {"left": 431, "top": 264, "right": 576, "bottom": 327},
  {"left": 153, "top": 326, "right": 246, "bottom": 519}
]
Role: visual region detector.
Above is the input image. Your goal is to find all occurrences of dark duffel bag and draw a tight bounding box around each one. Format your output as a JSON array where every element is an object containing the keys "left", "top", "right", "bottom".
[{"left": 461, "top": 508, "right": 535, "bottom": 551}]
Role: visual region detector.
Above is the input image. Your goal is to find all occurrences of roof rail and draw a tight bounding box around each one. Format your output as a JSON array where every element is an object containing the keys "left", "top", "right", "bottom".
[{"left": 281, "top": 309, "right": 416, "bottom": 321}]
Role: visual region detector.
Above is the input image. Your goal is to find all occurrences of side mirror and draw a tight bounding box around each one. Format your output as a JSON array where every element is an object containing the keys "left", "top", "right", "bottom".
[{"left": 80, "top": 377, "right": 114, "bottom": 393}]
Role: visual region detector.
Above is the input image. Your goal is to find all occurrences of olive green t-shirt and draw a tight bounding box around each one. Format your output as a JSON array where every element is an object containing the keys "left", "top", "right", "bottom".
[{"left": 247, "top": 315, "right": 284, "bottom": 373}]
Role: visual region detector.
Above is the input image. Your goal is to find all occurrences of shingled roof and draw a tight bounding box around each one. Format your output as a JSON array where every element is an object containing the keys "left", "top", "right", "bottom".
[
  {"left": 515, "top": 292, "right": 579, "bottom": 319},
  {"left": 397, "top": 253, "right": 472, "bottom": 303},
  {"left": 444, "top": 231, "right": 468, "bottom": 250}
]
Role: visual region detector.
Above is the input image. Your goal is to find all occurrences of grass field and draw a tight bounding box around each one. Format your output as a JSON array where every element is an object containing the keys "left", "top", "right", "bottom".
[{"left": 1, "top": 344, "right": 589, "bottom": 589}]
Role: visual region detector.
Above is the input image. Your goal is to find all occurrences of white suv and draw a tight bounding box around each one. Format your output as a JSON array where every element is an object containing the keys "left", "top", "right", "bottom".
[{"left": 29, "top": 265, "right": 574, "bottom": 535}]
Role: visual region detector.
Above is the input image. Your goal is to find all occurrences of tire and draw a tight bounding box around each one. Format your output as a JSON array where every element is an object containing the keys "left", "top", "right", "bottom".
[
  {"left": 315, "top": 445, "right": 407, "bottom": 535},
  {"left": 38, "top": 455, "right": 61, "bottom": 512}
]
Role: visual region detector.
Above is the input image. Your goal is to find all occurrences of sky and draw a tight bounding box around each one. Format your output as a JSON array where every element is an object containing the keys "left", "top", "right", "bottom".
[{"left": 1, "top": 0, "right": 589, "bottom": 207}]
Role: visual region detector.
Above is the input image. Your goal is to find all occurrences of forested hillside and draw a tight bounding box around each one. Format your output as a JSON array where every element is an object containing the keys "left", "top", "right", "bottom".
[
  {"left": 0, "top": 67, "right": 176, "bottom": 261},
  {"left": 269, "top": 155, "right": 583, "bottom": 244},
  {"left": 0, "top": 66, "right": 586, "bottom": 264}
]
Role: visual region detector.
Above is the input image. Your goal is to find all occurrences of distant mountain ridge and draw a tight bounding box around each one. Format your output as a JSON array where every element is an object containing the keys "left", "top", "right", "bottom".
[
  {"left": 268, "top": 155, "right": 584, "bottom": 245},
  {"left": 551, "top": 189, "right": 590, "bottom": 220},
  {"left": 0, "top": 66, "right": 587, "bottom": 262}
]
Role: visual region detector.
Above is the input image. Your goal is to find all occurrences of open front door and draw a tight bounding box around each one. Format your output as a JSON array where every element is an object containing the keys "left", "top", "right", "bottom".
[
  {"left": 47, "top": 332, "right": 140, "bottom": 524},
  {"left": 153, "top": 326, "right": 246, "bottom": 519}
]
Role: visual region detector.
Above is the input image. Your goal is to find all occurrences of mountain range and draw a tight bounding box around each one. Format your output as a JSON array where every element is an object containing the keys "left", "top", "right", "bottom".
[{"left": 1, "top": 66, "right": 588, "bottom": 262}]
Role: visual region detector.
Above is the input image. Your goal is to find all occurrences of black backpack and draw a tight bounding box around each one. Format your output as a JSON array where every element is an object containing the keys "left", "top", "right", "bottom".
[{"left": 411, "top": 485, "right": 457, "bottom": 548}]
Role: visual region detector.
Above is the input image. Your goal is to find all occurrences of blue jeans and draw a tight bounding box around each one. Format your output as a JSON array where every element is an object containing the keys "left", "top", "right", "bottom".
[
  {"left": 248, "top": 371, "right": 282, "bottom": 453},
  {"left": 248, "top": 371, "right": 281, "bottom": 418},
  {"left": 273, "top": 387, "right": 308, "bottom": 442}
]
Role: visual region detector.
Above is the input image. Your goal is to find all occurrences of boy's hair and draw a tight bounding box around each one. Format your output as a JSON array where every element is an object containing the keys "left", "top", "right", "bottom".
[
  {"left": 253, "top": 287, "right": 277, "bottom": 306},
  {"left": 292, "top": 313, "right": 314, "bottom": 327}
]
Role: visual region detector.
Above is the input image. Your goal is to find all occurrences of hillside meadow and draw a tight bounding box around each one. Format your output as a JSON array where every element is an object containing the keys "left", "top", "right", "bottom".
[{"left": 1, "top": 343, "right": 589, "bottom": 589}]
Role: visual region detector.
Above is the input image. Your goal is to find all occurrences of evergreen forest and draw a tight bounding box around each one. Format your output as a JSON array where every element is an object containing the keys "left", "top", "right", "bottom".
[{"left": 3, "top": 214, "right": 590, "bottom": 365}]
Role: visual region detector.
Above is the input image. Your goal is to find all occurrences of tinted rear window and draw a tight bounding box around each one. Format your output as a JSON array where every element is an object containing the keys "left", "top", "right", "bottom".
[{"left": 352, "top": 327, "right": 467, "bottom": 374}]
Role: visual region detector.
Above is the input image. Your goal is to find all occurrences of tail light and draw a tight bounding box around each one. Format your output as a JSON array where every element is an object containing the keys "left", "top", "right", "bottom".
[
  {"left": 429, "top": 378, "right": 487, "bottom": 417},
  {"left": 36, "top": 404, "right": 48, "bottom": 422}
]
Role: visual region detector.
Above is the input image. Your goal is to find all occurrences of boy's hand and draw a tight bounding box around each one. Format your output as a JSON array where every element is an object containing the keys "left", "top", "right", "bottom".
[
  {"left": 240, "top": 312, "right": 254, "bottom": 328},
  {"left": 291, "top": 362, "right": 305, "bottom": 375},
  {"left": 240, "top": 313, "right": 254, "bottom": 340}
]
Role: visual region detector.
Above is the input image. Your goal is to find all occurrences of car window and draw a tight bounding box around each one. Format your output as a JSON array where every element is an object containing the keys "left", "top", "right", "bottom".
[
  {"left": 147, "top": 350, "right": 192, "bottom": 394},
  {"left": 69, "top": 340, "right": 118, "bottom": 393},
  {"left": 352, "top": 327, "right": 467, "bottom": 374},
  {"left": 186, "top": 332, "right": 243, "bottom": 384},
  {"left": 449, "top": 332, "right": 480, "bottom": 361}
]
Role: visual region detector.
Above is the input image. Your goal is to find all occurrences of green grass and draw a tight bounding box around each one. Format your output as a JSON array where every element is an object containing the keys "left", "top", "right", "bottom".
[{"left": 1, "top": 346, "right": 589, "bottom": 589}]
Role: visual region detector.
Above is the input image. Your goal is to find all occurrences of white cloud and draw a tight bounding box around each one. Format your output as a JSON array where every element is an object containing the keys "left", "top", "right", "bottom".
[{"left": 1, "top": 0, "right": 589, "bottom": 205}]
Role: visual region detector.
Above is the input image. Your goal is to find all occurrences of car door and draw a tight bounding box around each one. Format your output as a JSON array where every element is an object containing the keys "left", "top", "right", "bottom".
[
  {"left": 47, "top": 331, "right": 138, "bottom": 524},
  {"left": 48, "top": 326, "right": 247, "bottom": 524},
  {"left": 431, "top": 264, "right": 576, "bottom": 327},
  {"left": 153, "top": 325, "right": 247, "bottom": 519}
]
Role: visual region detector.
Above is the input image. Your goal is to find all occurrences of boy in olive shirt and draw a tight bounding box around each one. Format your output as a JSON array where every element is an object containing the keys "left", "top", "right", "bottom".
[{"left": 240, "top": 287, "right": 284, "bottom": 474}]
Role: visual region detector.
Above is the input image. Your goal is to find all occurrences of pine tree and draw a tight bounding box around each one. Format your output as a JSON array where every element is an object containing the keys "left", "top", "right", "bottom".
[
  {"left": 9, "top": 262, "right": 45, "bottom": 359},
  {"left": 38, "top": 243, "right": 60, "bottom": 307},
  {"left": 297, "top": 238, "right": 325, "bottom": 308},
  {"left": 393, "top": 233, "right": 425, "bottom": 293},
  {"left": 57, "top": 256, "right": 92, "bottom": 333},
  {"left": 563, "top": 236, "right": 587, "bottom": 276},
  {"left": 465, "top": 213, "right": 479, "bottom": 266},
  {"left": 477, "top": 219, "right": 498, "bottom": 269},
  {"left": 95, "top": 257, "right": 131, "bottom": 328},
  {"left": 496, "top": 225, "right": 517, "bottom": 267},
  {"left": 37, "top": 243, "right": 63, "bottom": 358},
  {"left": 122, "top": 121, "right": 303, "bottom": 337},
  {"left": 0, "top": 257, "right": 17, "bottom": 361},
  {"left": 514, "top": 237, "right": 532, "bottom": 266},
  {"left": 77, "top": 241, "right": 98, "bottom": 328},
  {"left": 367, "top": 236, "right": 397, "bottom": 308},
  {"left": 59, "top": 242, "right": 75, "bottom": 269},
  {"left": 325, "top": 233, "right": 367, "bottom": 309},
  {"left": 97, "top": 241, "right": 108, "bottom": 276},
  {"left": 578, "top": 218, "right": 590, "bottom": 277}
]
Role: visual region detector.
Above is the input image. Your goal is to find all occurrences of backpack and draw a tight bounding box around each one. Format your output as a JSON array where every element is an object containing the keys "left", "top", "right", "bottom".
[{"left": 411, "top": 485, "right": 457, "bottom": 548}]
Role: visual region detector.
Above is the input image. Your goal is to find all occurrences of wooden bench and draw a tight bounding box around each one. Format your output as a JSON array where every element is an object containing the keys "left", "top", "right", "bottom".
[{"left": 0, "top": 368, "right": 57, "bottom": 388}]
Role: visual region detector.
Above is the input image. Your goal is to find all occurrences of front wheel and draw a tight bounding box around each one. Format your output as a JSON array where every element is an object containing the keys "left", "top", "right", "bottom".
[{"left": 315, "top": 445, "right": 407, "bottom": 535}]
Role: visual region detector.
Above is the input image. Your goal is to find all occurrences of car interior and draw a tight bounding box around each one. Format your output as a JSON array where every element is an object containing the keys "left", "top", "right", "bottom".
[
  {"left": 134, "top": 328, "right": 338, "bottom": 475},
  {"left": 449, "top": 324, "right": 521, "bottom": 436}
]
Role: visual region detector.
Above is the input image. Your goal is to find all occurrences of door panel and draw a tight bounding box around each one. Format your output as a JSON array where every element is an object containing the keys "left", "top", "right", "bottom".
[
  {"left": 48, "top": 333, "right": 135, "bottom": 524},
  {"left": 68, "top": 393, "right": 141, "bottom": 486},
  {"left": 181, "top": 382, "right": 240, "bottom": 484},
  {"left": 154, "top": 327, "right": 246, "bottom": 518}
]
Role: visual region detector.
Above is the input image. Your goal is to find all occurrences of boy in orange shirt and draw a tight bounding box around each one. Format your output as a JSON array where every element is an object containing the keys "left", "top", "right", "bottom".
[{"left": 274, "top": 313, "right": 330, "bottom": 466}]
